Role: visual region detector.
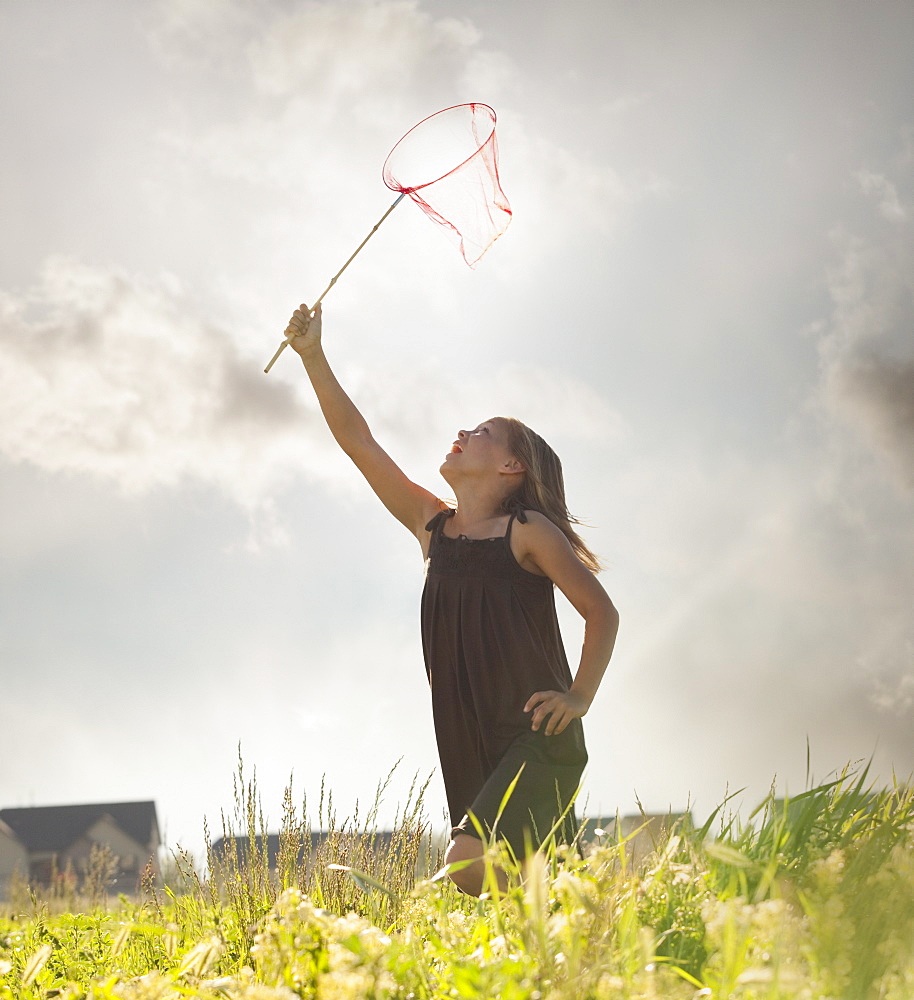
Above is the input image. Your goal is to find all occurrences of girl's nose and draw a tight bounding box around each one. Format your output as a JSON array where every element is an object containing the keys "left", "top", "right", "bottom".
[{"left": 457, "top": 429, "right": 468, "bottom": 439}]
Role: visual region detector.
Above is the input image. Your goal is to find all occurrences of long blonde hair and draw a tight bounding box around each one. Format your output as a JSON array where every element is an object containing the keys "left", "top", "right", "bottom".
[{"left": 498, "top": 417, "right": 601, "bottom": 572}]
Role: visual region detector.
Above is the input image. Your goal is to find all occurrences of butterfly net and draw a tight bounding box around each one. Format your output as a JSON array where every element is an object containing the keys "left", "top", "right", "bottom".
[{"left": 382, "top": 103, "right": 512, "bottom": 267}]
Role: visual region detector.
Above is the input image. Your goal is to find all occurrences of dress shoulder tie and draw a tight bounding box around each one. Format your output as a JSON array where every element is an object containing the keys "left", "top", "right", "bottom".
[
  {"left": 504, "top": 508, "right": 528, "bottom": 544},
  {"left": 425, "top": 508, "right": 455, "bottom": 532}
]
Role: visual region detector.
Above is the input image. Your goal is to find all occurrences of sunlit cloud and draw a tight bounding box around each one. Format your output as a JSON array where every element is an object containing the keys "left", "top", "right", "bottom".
[
  {"left": 0, "top": 256, "right": 622, "bottom": 534},
  {"left": 0, "top": 258, "right": 310, "bottom": 502}
]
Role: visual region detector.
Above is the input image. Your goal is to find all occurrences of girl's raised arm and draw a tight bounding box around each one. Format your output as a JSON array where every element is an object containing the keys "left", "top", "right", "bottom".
[{"left": 285, "top": 303, "right": 443, "bottom": 542}]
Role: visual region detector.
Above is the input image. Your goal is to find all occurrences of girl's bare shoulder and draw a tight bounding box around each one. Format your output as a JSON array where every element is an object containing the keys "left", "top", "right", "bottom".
[
  {"left": 510, "top": 510, "right": 573, "bottom": 575},
  {"left": 514, "top": 509, "right": 567, "bottom": 541}
]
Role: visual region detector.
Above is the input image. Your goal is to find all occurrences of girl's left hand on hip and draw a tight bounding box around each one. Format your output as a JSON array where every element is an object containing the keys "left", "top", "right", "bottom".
[{"left": 524, "top": 689, "right": 591, "bottom": 736}]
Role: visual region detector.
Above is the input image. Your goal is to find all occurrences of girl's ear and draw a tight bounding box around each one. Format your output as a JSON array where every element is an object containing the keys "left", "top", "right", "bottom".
[{"left": 502, "top": 457, "right": 525, "bottom": 476}]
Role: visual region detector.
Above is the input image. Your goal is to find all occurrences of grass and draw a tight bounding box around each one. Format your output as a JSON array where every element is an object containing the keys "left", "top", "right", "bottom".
[{"left": 1, "top": 757, "right": 912, "bottom": 999}]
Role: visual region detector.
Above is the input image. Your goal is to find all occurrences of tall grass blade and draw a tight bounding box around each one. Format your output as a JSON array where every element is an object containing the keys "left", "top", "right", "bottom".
[{"left": 326, "top": 864, "right": 395, "bottom": 899}]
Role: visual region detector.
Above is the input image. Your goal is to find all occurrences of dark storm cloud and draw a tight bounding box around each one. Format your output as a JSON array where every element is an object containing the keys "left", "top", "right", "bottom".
[{"left": 836, "top": 353, "right": 914, "bottom": 490}]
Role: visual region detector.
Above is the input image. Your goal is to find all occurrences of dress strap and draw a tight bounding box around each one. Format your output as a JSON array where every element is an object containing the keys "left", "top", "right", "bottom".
[
  {"left": 424, "top": 508, "right": 455, "bottom": 533},
  {"left": 504, "top": 507, "right": 528, "bottom": 544}
]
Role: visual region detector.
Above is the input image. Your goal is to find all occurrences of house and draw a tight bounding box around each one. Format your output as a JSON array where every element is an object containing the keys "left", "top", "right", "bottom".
[
  {"left": 0, "top": 818, "right": 28, "bottom": 896},
  {"left": 0, "top": 801, "right": 160, "bottom": 895},
  {"left": 580, "top": 812, "right": 693, "bottom": 865},
  {"left": 211, "top": 831, "right": 338, "bottom": 868},
  {"left": 209, "top": 830, "right": 397, "bottom": 876}
]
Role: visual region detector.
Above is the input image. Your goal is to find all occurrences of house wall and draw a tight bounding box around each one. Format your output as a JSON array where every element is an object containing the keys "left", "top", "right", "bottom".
[
  {"left": 582, "top": 812, "right": 692, "bottom": 866},
  {"left": 60, "top": 816, "right": 157, "bottom": 892},
  {"left": 0, "top": 825, "right": 28, "bottom": 897},
  {"left": 617, "top": 813, "right": 691, "bottom": 865}
]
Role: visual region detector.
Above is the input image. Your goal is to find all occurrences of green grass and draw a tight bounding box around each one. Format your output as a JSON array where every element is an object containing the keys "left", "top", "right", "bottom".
[{"left": 1, "top": 758, "right": 912, "bottom": 999}]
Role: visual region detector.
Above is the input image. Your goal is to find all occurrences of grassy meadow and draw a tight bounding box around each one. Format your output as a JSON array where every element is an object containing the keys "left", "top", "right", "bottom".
[{"left": 1, "top": 759, "right": 913, "bottom": 1000}]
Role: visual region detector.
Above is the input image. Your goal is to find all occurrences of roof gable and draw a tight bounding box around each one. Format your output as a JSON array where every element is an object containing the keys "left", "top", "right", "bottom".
[
  {"left": 0, "top": 802, "right": 159, "bottom": 853},
  {"left": 0, "top": 818, "right": 20, "bottom": 842}
]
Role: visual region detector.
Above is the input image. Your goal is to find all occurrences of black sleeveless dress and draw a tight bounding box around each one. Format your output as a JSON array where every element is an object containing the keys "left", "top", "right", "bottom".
[{"left": 421, "top": 508, "right": 587, "bottom": 854}]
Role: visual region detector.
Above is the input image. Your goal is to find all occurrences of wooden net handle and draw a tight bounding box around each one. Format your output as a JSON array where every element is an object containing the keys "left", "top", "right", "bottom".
[{"left": 263, "top": 192, "right": 407, "bottom": 373}]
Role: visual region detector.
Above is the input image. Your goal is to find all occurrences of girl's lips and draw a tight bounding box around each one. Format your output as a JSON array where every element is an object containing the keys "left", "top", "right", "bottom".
[{"left": 450, "top": 444, "right": 463, "bottom": 453}]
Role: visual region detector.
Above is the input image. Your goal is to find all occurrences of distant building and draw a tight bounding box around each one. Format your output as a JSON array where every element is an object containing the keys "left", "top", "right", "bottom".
[
  {"left": 0, "top": 801, "right": 160, "bottom": 895},
  {"left": 580, "top": 812, "right": 693, "bottom": 864},
  {"left": 0, "top": 818, "right": 29, "bottom": 896},
  {"left": 209, "top": 830, "right": 397, "bottom": 875}
]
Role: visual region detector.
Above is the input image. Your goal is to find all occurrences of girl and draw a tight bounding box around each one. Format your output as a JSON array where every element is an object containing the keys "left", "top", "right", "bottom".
[{"left": 285, "top": 303, "right": 619, "bottom": 896}]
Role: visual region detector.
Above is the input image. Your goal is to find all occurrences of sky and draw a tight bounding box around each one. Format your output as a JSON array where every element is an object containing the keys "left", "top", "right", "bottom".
[{"left": 1, "top": 0, "right": 913, "bottom": 859}]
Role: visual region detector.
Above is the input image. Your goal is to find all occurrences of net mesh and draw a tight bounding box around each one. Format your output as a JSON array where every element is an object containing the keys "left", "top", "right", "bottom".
[{"left": 382, "top": 103, "right": 512, "bottom": 267}]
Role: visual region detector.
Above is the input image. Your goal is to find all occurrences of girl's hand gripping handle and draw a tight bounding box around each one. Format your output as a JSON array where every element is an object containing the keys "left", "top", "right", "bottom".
[
  {"left": 283, "top": 303, "right": 323, "bottom": 364},
  {"left": 265, "top": 302, "right": 322, "bottom": 373}
]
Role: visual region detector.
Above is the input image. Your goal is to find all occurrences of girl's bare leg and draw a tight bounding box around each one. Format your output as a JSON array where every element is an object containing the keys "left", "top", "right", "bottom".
[{"left": 444, "top": 834, "right": 508, "bottom": 896}]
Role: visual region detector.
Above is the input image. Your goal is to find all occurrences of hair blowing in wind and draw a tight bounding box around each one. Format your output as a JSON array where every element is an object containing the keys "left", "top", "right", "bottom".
[{"left": 498, "top": 418, "right": 602, "bottom": 573}]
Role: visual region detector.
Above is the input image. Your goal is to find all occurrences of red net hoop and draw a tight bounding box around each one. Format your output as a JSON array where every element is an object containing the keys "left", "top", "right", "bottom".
[
  {"left": 382, "top": 103, "right": 512, "bottom": 267},
  {"left": 264, "top": 103, "right": 512, "bottom": 372}
]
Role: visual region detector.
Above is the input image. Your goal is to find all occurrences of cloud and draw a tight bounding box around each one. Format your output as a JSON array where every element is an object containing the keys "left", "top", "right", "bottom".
[
  {"left": 0, "top": 258, "right": 313, "bottom": 505},
  {"left": 865, "top": 638, "right": 914, "bottom": 717},
  {"left": 0, "top": 257, "right": 623, "bottom": 528},
  {"left": 247, "top": 1, "right": 479, "bottom": 102},
  {"left": 604, "top": 171, "right": 914, "bottom": 786},
  {"left": 606, "top": 439, "right": 914, "bottom": 801},
  {"left": 830, "top": 350, "right": 914, "bottom": 490},
  {"left": 141, "top": 0, "right": 654, "bottom": 300},
  {"left": 148, "top": 0, "right": 481, "bottom": 124},
  {"left": 0, "top": 0, "right": 637, "bottom": 525},
  {"left": 815, "top": 161, "right": 914, "bottom": 492},
  {"left": 856, "top": 169, "right": 907, "bottom": 222},
  {"left": 155, "top": 0, "right": 484, "bottom": 196}
]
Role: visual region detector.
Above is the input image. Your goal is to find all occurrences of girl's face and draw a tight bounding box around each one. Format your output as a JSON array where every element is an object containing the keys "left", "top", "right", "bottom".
[{"left": 441, "top": 418, "right": 521, "bottom": 478}]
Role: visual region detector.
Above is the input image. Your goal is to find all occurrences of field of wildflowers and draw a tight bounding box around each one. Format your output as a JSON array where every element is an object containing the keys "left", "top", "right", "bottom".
[{"left": 1, "top": 760, "right": 912, "bottom": 999}]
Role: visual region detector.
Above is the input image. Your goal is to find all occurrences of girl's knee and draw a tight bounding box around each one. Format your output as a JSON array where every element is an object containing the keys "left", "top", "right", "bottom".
[
  {"left": 448, "top": 865, "right": 484, "bottom": 896},
  {"left": 445, "top": 835, "right": 485, "bottom": 895},
  {"left": 445, "top": 834, "right": 482, "bottom": 865}
]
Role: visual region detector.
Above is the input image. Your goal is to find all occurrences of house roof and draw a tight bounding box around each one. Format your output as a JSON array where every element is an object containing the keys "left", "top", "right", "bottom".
[{"left": 0, "top": 801, "right": 159, "bottom": 854}]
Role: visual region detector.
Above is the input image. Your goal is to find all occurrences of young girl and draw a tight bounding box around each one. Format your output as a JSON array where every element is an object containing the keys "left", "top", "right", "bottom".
[{"left": 285, "top": 303, "right": 619, "bottom": 896}]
